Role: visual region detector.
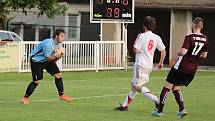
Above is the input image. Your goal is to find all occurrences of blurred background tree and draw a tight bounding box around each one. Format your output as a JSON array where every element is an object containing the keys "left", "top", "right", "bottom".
[{"left": 0, "top": 0, "right": 68, "bottom": 30}]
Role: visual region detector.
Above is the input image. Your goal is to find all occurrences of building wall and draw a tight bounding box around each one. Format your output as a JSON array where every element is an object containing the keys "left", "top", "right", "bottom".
[
  {"left": 80, "top": 12, "right": 100, "bottom": 41},
  {"left": 8, "top": 11, "right": 67, "bottom": 41},
  {"left": 8, "top": 11, "right": 66, "bottom": 26},
  {"left": 169, "top": 10, "right": 192, "bottom": 65},
  {"left": 67, "top": 4, "right": 90, "bottom": 13},
  {"left": 8, "top": 4, "right": 90, "bottom": 25},
  {"left": 136, "top": 0, "right": 215, "bottom": 10},
  {"left": 102, "top": 23, "right": 121, "bottom": 41}
]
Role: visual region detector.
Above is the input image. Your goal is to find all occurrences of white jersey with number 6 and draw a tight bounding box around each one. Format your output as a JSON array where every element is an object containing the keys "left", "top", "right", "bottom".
[{"left": 133, "top": 31, "right": 165, "bottom": 69}]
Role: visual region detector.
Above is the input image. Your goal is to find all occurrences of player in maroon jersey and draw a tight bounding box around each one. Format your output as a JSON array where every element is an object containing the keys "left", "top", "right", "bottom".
[{"left": 152, "top": 17, "right": 208, "bottom": 119}]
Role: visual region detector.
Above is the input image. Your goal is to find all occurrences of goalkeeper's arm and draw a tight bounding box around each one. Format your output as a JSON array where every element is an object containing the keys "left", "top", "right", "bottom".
[
  {"left": 47, "top": 47, "right": 65, "bottom": 62},
  {"left": 47, "top": 52, "right": 63, "bottom": 62}
]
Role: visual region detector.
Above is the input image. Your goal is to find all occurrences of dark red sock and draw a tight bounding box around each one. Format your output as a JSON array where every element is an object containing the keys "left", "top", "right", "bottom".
[
  {"left": 158, "top": 87, "right": 170, "bottom": 113},
  {"left": 173, "top": 90, "right": 184, "bottom": 111}
]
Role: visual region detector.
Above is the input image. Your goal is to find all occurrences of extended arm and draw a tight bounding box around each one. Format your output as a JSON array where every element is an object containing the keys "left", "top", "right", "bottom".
[
  {"left": 158, "top": 49, "right": 166, "bottom": 69},
  {"left": 47, "top": 48, "right": 64, "bottom": 62},
  {"left": 47, "top": 52, "right": 62, "bottom": 62}
]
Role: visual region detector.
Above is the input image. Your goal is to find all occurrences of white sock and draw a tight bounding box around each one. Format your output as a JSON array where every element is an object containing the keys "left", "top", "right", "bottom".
[
  {"left": 122, "top": 91, "right": 136, "bottom": 107},
  {"left": 141, "top": 87, "right": 159, "bottom": 104}
]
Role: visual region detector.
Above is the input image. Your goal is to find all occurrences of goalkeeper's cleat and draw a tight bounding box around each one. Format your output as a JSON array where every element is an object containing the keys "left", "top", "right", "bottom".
[
  {"left": 22, "top": 97, "right": 29, "bottom": 105},
  {"left": 176, "top": 109, "right": 188, "bottom": 119},
  {"left": 114, "top": 104, "right": 128, "bottom": 111},
  {"left": 59, "top": 95, "right": 73, "bottom": 102},
  {"left": 152, "top": 111, "right": 163, "bottom": 117}
]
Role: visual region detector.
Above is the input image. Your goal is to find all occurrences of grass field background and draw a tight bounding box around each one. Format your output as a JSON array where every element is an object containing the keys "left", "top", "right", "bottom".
[{"left": 0, "top": 69, "right": 215, "bottom": 121}]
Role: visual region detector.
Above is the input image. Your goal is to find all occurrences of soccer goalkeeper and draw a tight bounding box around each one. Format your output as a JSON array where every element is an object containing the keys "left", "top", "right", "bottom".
[{"left": 22, "top": 29, "right": 72, "bottom": 104}]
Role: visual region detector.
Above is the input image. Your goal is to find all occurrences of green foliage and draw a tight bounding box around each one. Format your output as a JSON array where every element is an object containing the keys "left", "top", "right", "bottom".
[
  {"left": 0, "top": 0, "right": 68, "bottom": 29},
  {"left": 3, "top": 0, "right": 68, "bottom": 18}
]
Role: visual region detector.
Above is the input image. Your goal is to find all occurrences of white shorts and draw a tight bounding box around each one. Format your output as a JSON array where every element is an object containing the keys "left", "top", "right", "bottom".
[{"left": 132, "top": 65, "right": 152, "bottom": 86}]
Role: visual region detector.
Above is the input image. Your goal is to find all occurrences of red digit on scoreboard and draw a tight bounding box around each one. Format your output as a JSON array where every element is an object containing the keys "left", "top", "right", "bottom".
[
  {"left": 107, "top": 8, "right": 113, "bottom": 18},
  {"left": 107, "top": 8, "right": 120, "bottom": 18},
  {"left": 114, "top": 8, "right": 120, "bottom": 18}
]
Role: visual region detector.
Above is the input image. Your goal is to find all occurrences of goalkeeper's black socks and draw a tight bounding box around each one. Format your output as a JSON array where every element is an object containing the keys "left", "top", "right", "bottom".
[
  {"left": 24, "top": 81, "right": 38, "bottom": 98},
  {"left": 55, "top": 78, "right": 64, "bottom": 96}
]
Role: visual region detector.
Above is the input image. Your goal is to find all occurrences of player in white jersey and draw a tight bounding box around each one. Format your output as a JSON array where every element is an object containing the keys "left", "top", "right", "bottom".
[{"left": 115, "top": 16, "right": 166, "bottom": 111}]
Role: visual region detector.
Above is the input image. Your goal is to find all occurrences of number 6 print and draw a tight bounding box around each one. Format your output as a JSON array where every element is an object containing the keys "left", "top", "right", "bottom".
[{"left": 148, "top": 40, "right": 154, "bottom": 51}]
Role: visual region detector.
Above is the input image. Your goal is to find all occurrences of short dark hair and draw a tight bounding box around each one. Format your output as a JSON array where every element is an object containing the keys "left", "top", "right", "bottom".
[
  {"left": 53, "top": 29, "right": 65, "bottom": 38},
  {"left": 193, "top": 17, "right": 204, "bottom": 29},
  {"left": 143, "top": 16, "right": 156, "bottom": 31}
]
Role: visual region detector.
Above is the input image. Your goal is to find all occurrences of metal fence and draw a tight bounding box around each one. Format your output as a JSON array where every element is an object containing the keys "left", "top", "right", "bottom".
[{"left": 18, "top": 41, "right": 126, "bottom": 72}]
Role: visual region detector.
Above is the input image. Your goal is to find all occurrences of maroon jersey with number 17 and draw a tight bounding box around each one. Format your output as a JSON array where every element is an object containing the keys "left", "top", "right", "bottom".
[{"left": 174, "top": 33, "right": 208, "bottom": 75}]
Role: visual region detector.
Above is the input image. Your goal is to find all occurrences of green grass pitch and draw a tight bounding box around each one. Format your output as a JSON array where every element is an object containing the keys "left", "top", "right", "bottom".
[{"left": 0, "top": 69, "right": 215, "bottom": 121}]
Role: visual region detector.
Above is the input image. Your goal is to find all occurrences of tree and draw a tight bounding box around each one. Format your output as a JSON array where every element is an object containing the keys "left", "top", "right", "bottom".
[{"left": 0, "top": 0, "right": 68, "bottom": 30}]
